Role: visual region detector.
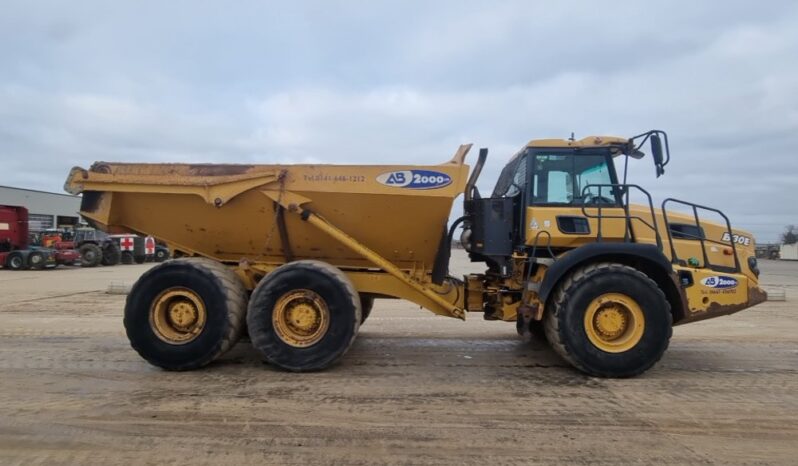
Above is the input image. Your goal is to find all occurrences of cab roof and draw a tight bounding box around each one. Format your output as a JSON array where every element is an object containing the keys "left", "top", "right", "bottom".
[{"left": 526, "top": 135, "right": 629, "bottom": 149}]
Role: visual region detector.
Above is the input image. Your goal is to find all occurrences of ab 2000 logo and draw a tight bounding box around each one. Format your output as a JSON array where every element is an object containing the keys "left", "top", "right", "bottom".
[
  {"left": 700, "top": 275, "right": 738, "bottom": 289},
  {"left": 376, "top": 170, "right": 452, "bottom": 189}
]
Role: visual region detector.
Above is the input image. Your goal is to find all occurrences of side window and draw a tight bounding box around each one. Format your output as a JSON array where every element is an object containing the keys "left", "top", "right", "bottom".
[
  {"left": 492, "top": 154, "right": 527, "bottom": 198},
  {"left": 576, "top": 155, "right": 613, "bottom": 201},
  {"left": 533, "top": 154, "right": 574, "bottom": 204},
  {"left": 533, "top": 153, "right": 616, "bottom": 205},
  {"left": 669, "top": 223, "right": 705, "bottom": 240},
  {"left": 512, "top": 161, "right": 527, "bottom": 194},
  {"left": 547, "top": 171, "right": 571, "bottom": 203}
]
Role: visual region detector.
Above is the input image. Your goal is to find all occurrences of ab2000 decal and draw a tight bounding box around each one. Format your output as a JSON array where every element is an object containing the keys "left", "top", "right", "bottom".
[
  {"left": 376, "top": 170, "right": 452, "bottom": 189},
  {"left": 700, "top": 275, "right": 739, "bottom": 289}
]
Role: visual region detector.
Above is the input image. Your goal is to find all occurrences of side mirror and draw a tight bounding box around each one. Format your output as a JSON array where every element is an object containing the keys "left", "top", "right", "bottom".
[{"left": 651, "top": 134, "right": 665, "bottom": 177}]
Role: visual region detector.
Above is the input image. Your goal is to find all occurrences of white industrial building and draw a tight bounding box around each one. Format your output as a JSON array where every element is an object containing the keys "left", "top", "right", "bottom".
[
  {"left": 0, "top": 185, "right": 82, "bottom": 231},
  {"left": 781, "top": 243, "right": 798, "bottom": 261}
]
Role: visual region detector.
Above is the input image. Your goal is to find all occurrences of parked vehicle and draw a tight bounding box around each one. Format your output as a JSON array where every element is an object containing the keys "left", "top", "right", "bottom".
[
  {"left": 109, "top": 234, "right": 169, "bottom": 264},
  {"left": 755, "top": 243, "right": 780, "bottom": 260},
  {"left": 72, "top": 227, "right": 121, "bottom": 267},
  {"left": 0, "top": 205, "right": 79, "bottom": 270},
  {"left": 146, "top": 237, "right": 170, "bottom": 262}
]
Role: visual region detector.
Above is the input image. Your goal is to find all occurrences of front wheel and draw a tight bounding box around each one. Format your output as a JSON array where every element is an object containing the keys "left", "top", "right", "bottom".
[{"left": 544, "top": 262, "right": 672, "bottom": 378}]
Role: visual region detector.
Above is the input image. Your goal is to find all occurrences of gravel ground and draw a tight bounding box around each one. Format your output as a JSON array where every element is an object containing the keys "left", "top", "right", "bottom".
[{"left": 0, "top": 252, "right": 796, "bottom": 465}]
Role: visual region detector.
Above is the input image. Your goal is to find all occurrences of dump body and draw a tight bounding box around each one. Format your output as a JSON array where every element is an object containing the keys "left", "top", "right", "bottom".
[
  {"left": 65, "top": 146, "right": 473, "bottom": 317},
  {"left": 66, "top": 152, "right": 469, "bottom": 271}
]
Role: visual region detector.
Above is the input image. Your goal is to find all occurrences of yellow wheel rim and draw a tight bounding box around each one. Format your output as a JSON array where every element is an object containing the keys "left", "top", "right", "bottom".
[
  {"left": 272, "top": 289, "right": 330, "bottom": 348},
  {"left": 149, "top": 287, "right": 207, "bottom": 344},
  {"left": 583, "top": 292, "right": 645, "bottom": 353}
]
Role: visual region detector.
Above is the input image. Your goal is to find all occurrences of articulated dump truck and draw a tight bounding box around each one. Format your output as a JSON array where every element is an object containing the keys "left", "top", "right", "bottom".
[{"left": 64, "top": 130, "right": 766, "bottom": 377}]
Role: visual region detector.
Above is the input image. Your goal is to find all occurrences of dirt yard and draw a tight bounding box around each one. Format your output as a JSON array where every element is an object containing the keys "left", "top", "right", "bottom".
[{"left": 0, "top": 252, "right": 796, "bottom": 465}]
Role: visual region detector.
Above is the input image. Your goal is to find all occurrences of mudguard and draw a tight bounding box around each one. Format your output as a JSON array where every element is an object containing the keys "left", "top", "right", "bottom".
[{"left": 538, "top": 242, "right": 674, "bottom": 304}]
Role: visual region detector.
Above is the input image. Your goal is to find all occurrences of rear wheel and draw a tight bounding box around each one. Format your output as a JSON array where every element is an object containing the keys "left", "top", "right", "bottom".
[
  {"left": 101, "top": 242, "right": 121, "bottom": 266},
  {"left": 79, "top": 243, "right": 102, "bottom": 267},
  {"left": 247, "top": 260, "right": 361, "bottom": 372},
  {"left": 6, "top": 252, "right": 26, "bottom": 270},
  {"left": 124, "top": 258, "right": 248, "bottom": 370},
  {"left": 154, "top": 248, "right": 168, "bottom": 262},
  {"left": 544, "top": 262, "right": 672, "bottom": 378},
  {"left": 28, "top": 251, "right": 46, "bottom": 270}
]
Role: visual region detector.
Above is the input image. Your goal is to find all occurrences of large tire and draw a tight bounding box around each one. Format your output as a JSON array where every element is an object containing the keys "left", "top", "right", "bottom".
[
  {"left": 134, "top": 254, "right": 146, "bottom": 264},
  {"left": 101, "top": 242, "right": 121, "bottom": 266},
  {"left": 360, "top": 294, "right": 375, "bottom": 325},
  {"left": 247, "top": 260, "right": 361, "bottom": 372},
  {"left": 124, "top": 258, "right": 248, "bottom": 370},
  {"left": 121, "top": 251, "right": 134, "bottom": 265},
  {"left": 6, "top": 252, "right": 26, "bottom": 270},
  {"left": 544, "top": 262, "right": 672, "bottom": 378},
  {"left": 79, "top": 243, "right": 102, "bottom": 267},
  {"left": 28, "top": 251, "right": 46, "bottom": 270}
]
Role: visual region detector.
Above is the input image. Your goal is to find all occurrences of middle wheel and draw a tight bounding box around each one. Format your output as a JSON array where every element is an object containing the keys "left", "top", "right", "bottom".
[{"left": 247, "top": 260, "right": 361, "bottom": 372}]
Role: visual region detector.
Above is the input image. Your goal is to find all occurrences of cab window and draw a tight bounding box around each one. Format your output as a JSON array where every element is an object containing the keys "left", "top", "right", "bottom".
[
  {"left": 492, "top": 153, "right": 527, "bottom": 198},
  {"left": 532, "top": 154, "right": 617, "bottom": 205}
]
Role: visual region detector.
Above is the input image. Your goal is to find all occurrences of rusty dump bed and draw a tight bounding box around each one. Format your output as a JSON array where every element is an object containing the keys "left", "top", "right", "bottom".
[{"left": 64, "top": 146, "right": 472, "bottom": 272}]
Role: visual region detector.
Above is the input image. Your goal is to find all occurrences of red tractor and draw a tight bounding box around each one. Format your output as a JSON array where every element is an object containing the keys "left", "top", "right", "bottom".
[{"left": 0, "top": 205, "right": 80, "bottom": 270}]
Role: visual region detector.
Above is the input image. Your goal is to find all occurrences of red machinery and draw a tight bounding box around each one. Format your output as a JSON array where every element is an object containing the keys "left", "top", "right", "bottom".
[{"left": 0, "top": 205, "right": 80, "bottom": 270}]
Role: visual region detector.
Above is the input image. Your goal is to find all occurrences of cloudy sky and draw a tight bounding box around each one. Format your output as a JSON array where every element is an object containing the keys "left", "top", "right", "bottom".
[{"left": 1, "top": 1, "right": 796, "bottom": 242}]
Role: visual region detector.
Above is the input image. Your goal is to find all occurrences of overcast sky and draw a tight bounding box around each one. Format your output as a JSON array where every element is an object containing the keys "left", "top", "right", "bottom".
[{"left": 1, "top": 1, "right": 796, "bottom": 242}]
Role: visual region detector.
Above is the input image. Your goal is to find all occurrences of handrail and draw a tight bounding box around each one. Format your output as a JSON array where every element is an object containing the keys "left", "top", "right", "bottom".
[
  {"left": 579, "top": 183, "right": 663, "bottom": 251},
  {"left": 661, "top": 198, "right": 741, "bottom": 273}
]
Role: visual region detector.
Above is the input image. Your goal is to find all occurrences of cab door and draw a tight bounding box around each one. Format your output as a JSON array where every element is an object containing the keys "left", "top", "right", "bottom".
[{"left": 524, "top": 151, "right": 629, "bottom": 250}]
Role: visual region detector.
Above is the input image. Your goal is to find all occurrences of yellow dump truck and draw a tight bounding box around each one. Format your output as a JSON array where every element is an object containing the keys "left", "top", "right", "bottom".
[{"left": 64, "top": 130, "right": 766, "bottom": 377}]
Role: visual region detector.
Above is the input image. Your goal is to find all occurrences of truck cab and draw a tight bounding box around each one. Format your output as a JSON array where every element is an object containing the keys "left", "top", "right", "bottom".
[
  {"left": 461, "top": 131, "right": 766, "bottom": 376},
  {"left": 0, "top": 205, "right": 59, "bottom": 269},
  {"left": 464, "top": 136, "right": 644, "bottom": 271}
]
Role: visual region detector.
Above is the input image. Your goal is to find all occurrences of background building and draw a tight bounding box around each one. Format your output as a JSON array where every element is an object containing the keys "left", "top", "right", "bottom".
[
  {"left": 781, "top": 243, "right": 798, "bottom": 261},
  {"left": 0, "top": 185, "right": 81, "bottom": 231}
]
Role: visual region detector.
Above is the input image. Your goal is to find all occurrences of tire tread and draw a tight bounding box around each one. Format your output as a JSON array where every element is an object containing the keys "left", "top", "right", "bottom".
[
  {"left": 247, "top": 260, "right": 361, "bottom": 371},
  {"left": 544, "top": 262, "right": 673, "bottom": 377},
  {"left": 125, "top": 257, "right": 247, "bottom": 370}
]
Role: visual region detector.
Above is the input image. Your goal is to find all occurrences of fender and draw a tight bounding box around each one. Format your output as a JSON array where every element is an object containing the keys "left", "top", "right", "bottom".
[{"left": 538, "top": 242, "right": 674, "bottom": 305}]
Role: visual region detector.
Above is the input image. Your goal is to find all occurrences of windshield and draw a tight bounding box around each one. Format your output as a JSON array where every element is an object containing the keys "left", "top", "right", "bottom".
[
  {"left": 492, "top": 153, "right": 527, "bottom": 197},
  {"left": 532, "top": 153, "right": 616, "bottom": 204}
]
